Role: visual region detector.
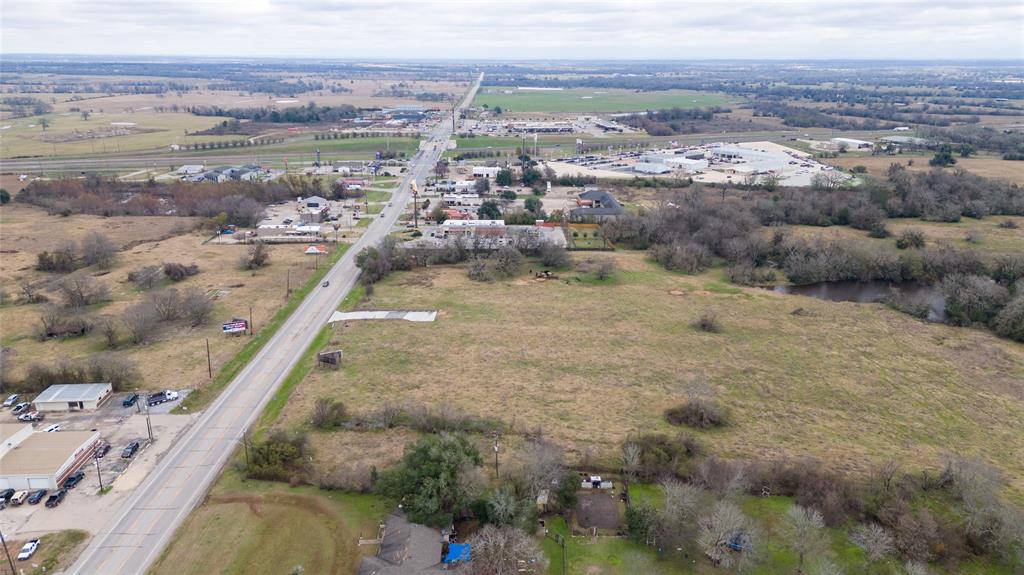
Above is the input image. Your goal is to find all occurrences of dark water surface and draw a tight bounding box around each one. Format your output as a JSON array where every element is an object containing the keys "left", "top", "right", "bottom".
[{"left": 771, "top": 280, "right": 946, "bottom": 322}]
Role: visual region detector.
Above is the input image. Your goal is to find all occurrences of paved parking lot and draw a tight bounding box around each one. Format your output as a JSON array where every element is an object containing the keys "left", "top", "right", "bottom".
[{"left": 0, "top": 391, "right": 195, "bottom": 540}]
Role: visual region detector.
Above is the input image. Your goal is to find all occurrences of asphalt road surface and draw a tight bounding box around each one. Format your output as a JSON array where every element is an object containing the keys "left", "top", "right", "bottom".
[{"left": 65, "top": 73, "right": 483, "bottom": 575}]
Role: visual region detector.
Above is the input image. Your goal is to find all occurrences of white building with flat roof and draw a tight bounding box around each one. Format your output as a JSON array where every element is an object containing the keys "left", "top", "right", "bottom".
[
  {"left": 831, "top": 137, "right": 873, "bottom": 149},
  {"left": 472, "top": 166, "right": 501, "bottom": 178},
  {"left": 33, "top": 383, "right": 113, "bottom": 412},
  {"left": 665, "top": 157, "right": 709, "bottom": 173},
  {"left": 0, "top": 424, "right": 100, "bottom": 490}
]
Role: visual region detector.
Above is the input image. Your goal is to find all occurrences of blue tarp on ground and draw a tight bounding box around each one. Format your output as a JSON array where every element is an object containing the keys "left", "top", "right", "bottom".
[{"left": 443, "top": 543, "right": 471, "bottom": 564}]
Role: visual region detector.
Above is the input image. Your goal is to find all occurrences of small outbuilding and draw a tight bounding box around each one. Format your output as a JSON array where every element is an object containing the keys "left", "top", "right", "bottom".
[{"left": 33, "top": 383, "right": 113, "bottom": 412}]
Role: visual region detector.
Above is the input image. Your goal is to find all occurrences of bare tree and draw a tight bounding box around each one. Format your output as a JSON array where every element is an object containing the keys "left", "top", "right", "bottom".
[
  {"left": 97, "top": 316, "right": 119, "bottom": 348},
  {"left": 782, "top": 504, "right": 828, "bottom": 573},
  {"left": 19, "top": 282, "right": 47, "bottom": 304},
  {"left": 521, "top": 440, "right": 564, "bottom": 497},
  {"left": 128, "top": 265, "right": 164, "bottom": 290},
  {"left": 850, "top": 523, "right": 893, "bottom": 574},
  {"left": 697, "top": 500, "right": 758, "bottom": 572},
  {"left": 458, "top": 525, "right": 547, "bottom": 575},
  {"left": 181, "top": 287, "right": 214, "bottom": 327},
  {"left": 58, "top": 274, "right": 110, "bottom": 308},
  {"left": 310, "top": 398, "right": 347, "bottom": 429},
  {"left": 659, "top": 479, "right": 705, "bottom": 553},
  {"left": 122, "top": 302, "right": 159, "bottom": 344},
  {"left": 147, "top": 289, "right": 183, "bottom": 322},
  {"left": 621, "top": 441, "right": 642, "bottom": 482},
  {"left": 240, "top": 241, "right": 271, "bottom": 270},
  {"left": 80, "top": 231, "right": 118, "bottom": 269}
]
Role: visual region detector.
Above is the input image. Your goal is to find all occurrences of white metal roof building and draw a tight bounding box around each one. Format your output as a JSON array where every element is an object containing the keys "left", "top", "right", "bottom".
[
  {"left": 633, "top": 162, "right": 672, "bottom": 175},
  {"left": 33, "top": 383, "right": 113, "bottom": 412},
  {"left": 830, "top": 137, "right": 873, "bottom": 149},
  {"left": 664, "top": 157, "right": 709, "bottom": 172},
  {"left": 0, "top": 423, "right": 100, "bottom": 490}
]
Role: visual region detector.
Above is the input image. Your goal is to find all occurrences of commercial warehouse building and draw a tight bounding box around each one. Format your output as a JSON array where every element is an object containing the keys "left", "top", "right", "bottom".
[
  {"left": 0, "top": 423, "right": 100, "bottom": 490},
  {"left": 33, "top": 383, "right": 113, "bottom": 412}
]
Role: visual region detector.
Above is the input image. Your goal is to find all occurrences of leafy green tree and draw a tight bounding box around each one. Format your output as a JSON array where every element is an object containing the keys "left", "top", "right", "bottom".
[
  {"left": 0, "top": 189, "right": 9, "bottom": 204},
  {"left": 495, "top": 169, "right": 513, "bottom": 187},
  {"left": 521, "top": 167, "right": 542, "bottom": 186},
  {"left": 376, "top": 434, "right": 482, "bottom": 526},
  {"left": 500, "top": 190, "right": 517, "bottom": 201},
  {"left": 929, "top": 147, "right": 957, "bottom": 167},
  {"left": 39, "top": 118, "right": 50, "bottom": 131},
  {"left": 524, "top": 197, "right": 543, "bottom": 214},
  {"left": 478, "top": 200, "right": 501, "bottom": 220}
]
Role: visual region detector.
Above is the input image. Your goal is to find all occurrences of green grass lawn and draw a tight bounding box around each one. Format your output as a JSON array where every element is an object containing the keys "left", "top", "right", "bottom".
[
  {"left": 22, "top": 530, "right": 88, "bottom": 575},
  {"left": 1, "top": 111, "right": 238, "bottom": 158},
  {"left": 474, "top": 87, "right": 731, "bottom": 113}
]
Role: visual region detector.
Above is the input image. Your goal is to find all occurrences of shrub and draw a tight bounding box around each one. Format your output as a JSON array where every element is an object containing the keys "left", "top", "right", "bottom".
[
  {"left": 941, "top": 274, "right": 1009, "bottom": 326},
  {"left": 79, "top": 232, "right": 118, "bottom": 269},
  {"left": 992, "top": 254, "right": 1024, "bottom": 285},
  {"left": 246, "top": 430, "right": 309, "bottom": 482},
  {"left": 991, "top": 296, "right": 1024, "bottom": 341},
  {"left": 163, "top": 262, "right": 200, "bottom": 281},
  {"left": 491, "top": 246, "right": 524, "bottom": 278},
  {"left": 996, "top": 219, "right": 1019, "bottom": 229},
  {"left": 538, "top": 242, "right": 571, "bottom": 268},
  {"left": 624, "top": 433, "right": 701, "bottom": 481},
  {"left": 726, "top": 264, "right": 777, "bottom": 286},
  {"left": 181, "top": 287, "right": 214, "bottom": 327},
  {"left": 240, "top": 241, "right": 271, "bottom": 270},
  {"left": 651, "top": 242, "right": 713, "bottom": 274},
  {"left": 311, "top": 398, "right": 347, "bottom": 429},
  {"left": 665, "top": 399, "right": 729, "bottom": 430},
  {"left": 693, "top": 309, "right": 721, "bottom": 333},
  {"left": 467, "top": 256, "right": 495, "bottom": 282},
  {"left": 57, "top": 274, "right": 110, "bottom": 308},
  {"left": 895, "top": 228, "right": 926, "bottom": 250},
  {"left": 128, "top": 265, "right": 164, "bottom": 290},
  {"left": 35, "top": 306, "right": 93, "bottom": 340}
]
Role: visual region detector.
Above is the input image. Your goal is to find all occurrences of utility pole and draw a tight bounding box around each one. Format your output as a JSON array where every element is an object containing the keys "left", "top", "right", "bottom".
[
  {"left": 0, "top": 529, "right": 14, "bottom": 575},
  {"left": 205, "top": 338, "right": 213, "bottom": 379},
  {"left": 492, "top": 432, "right": 500, "bottom": 479},
  {"left": 286, "top": 267, "right": 291, "bottom": 297},
  {"left": 249, "top": 306, "right": 254, "bottom": 336},
  {"left": 94, "top": 451, "right": 105, "bottom": 491},
  {"left": 145, "top": 406, "right": 154, "bottom": 442}
]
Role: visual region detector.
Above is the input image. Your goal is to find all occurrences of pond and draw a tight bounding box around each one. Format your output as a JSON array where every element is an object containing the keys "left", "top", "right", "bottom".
[{"left": 771, "top": 280, "right": 946, "bottom": 322}]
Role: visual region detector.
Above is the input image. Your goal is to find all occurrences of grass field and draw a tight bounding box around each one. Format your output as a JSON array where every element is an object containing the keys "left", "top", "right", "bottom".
[
  {"left": 182, "top": 135, "right": 422, "bottom": 159},
  {"left": 0, "top": 204, "right": 332, "bottom": 398},
  {"left": 780, "top": 215, "right": 1024, "bottom": 256},
  {"left": 277, "top": 251, "right": 1024, "bottom": 502},
  {"left": 5, "top": 529, "right": 89, "bottom": 575},
  {"left": 0, "top": 111, "right": 239, "bottom": 158},
  {"left": 474, "top": 87, "right": 731, "bottom": 113},
  {"left": 149, "top": 469, "right": 390, "bottom": 575},
  {"left": 822, "top": 153, "right": 1024, "bottom": 185}
]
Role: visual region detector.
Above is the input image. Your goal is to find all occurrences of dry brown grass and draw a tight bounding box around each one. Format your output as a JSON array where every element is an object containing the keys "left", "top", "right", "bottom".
[
  {"left": 279, "top": 251, "right": 1024, "bottom": 500},
  {"left": 822, "top": 153, "right": 1024, "bottom": 185},
  {"left": 0, "top": 205, "right": 326, "bottom": 393}
]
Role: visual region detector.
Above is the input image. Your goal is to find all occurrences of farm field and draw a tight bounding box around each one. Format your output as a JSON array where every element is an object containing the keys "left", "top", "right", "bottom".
[
  {"left": 275, "top": 250, "right": 1024, "bottom": 503},
  {"left": 0, "top": 204, "right": 335, "bottom": 396},
  {"left": 822, "top": 153, "right": 1024, "bottom": 185},
  {"left": 181, "top": 135, "right": 422, "bottom": 158},
  {"left": 473, "top": 87, "right": 731, "bottom": 113},
  {"left": 0, "top": 111, "right": 240, "bottom": 158},
  {"left": 149, "top": 469, "right": 390, "bottom": 575}
]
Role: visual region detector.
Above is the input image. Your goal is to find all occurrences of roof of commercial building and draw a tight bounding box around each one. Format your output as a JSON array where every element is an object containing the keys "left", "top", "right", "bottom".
[
  {"left": 0, "top": 430, "right": 98, "bottom": 476},
  {"left": 34, "top": 383, "right": 111, "bottom": 404}
]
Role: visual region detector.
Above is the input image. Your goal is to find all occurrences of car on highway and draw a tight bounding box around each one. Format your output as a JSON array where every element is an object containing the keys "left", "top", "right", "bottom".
[
  {"left": 122, "top": 393, "right": 139, "bottom": 407},
  {"left": 63, "top": 470, "right": 85, "bottom": 490},
  {"left": 18, "top": 410, "right": 43, "bottom": 422},
  {"left": 43, "top": 424, "right": 61, "bottom": 433},
  {"left": 17, "top": 539, "right": 39, "bottom": 561},
  {"left": 322, "top": 281, "right": 330, "bottom": 288},
  {"left": 11, "top": 402, "right": 31, "bottom": 415},
  {"left": 3, "top": 394, "right": 19, "bottom": 408},
  {"left": 96, "top": 443, "right": 111, "bottom": 458},
  {"left": 27, "top": 489, "right": 47, "bottom": 505},
  {"left": 122, "top": 440, "right": 141, "bottom": 459},
  {"left": 45, "top": 490, "right": 66, "bottom": 508},
  {"left": 147, "top": 390, "right": 179, "bottom": 407}
]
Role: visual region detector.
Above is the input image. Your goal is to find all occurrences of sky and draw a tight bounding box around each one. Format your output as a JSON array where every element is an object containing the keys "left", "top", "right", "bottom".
[{"left": 2, "top": 0, "right": 1023, "bottom": 60}]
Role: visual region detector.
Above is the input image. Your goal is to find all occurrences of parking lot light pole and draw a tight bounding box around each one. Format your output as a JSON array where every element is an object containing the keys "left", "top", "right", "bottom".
[{"left": 145, "top": 405, "right": 154, "bottom": 442}]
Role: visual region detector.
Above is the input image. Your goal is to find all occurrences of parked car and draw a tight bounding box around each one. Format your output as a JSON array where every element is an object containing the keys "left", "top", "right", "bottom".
[
  {"left": 63, "top": 470, "right": 85, "bottom": 490},
  {"left": 17, "top": 539, "right": 39, "bottom": 561},
  {"left": 10, "top": 491, "right": 28, "bottom": 505},
  {"left": 43, "top": 424, "right": 61, "bottom": 433},
  {"left": 146, "top": 390, "right": 179, "bottom": 407},
  {"left": 11, "top": 402, "right": 31, "bottom": 415},
  {"left": 122, "top": 393, "right": 139, "bottom": 407},
  {"left": 96, "top": 443, "right": 111, "bottom": 458},
  {"left": 0, "top": 489, "right": 15, "bottom": 504},
  {"left": 122, "top": 440, "right": 141, "bottom": 459},
  {"left": 27, "top": 489, "right": 47, "bottom": 505},
  {"left": 3, "top": 394, "right": 19, "bottom": 408},
  {"left": 45, "top": 490, "right": 66, "bottom": 508}
]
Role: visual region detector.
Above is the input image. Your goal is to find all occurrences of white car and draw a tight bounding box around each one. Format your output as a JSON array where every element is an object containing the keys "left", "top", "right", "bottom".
[
  {"left": 43, "top": 424, "right": 61, "bottom": 433},
  {"left": 17, "top": 539, "right": 39, "bottom": 561},
  {"left": 2, "top": 394, "right": 18, "bottom": 408}
]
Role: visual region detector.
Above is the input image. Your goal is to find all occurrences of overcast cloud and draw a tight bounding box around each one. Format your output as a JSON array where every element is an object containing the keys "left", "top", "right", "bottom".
[{"left": 2, "top": 0, "right": 1022, "bottom": 60}]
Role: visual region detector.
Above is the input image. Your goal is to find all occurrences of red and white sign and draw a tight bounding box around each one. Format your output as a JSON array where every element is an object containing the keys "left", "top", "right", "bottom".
[{"left": 222, "top": 320, "right": 248, "bottom": 334}]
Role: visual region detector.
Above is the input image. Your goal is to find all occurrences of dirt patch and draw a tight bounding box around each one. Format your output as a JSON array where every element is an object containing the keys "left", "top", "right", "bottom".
[{"left": 576, "top": 491, "right": 621, "bottom": 530}]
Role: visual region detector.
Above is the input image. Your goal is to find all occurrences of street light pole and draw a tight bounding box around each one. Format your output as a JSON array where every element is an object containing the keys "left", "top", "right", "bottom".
[{"left": 94, "top": 451, "right": 105, "bottom": 491}]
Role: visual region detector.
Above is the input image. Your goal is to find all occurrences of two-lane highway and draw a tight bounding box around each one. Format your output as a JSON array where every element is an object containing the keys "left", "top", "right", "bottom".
[{"left": 65, "top": 72, "right": 483, "bottom": 575}]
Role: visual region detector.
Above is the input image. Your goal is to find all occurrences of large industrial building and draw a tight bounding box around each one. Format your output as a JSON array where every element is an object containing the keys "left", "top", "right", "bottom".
[
  {"left": 33, "top": 383, "right": 113, "bottom": 412},
  {"left": 0, "top": 423, "right": 100, "bottom": 490}
]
